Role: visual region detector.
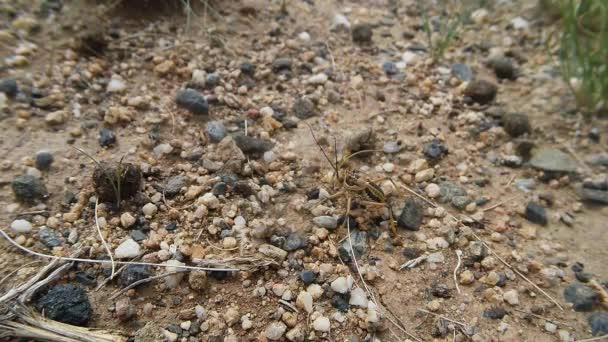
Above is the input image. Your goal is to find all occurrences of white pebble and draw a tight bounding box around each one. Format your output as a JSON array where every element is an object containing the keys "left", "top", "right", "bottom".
[
  {"left": 425, "top": 183, "right": 440, "bottom": 198},
  {"left": 332, "top": 14, "right": 350, "bottom": 30},
  {"left": 313, "top": 316, "right": 330, "bottom": 332},
  {"left": 382, "top": 163, "right": 395, "bottom": 173},
  {"left": 142, "top": 203, "right": 158, "bottom": 216},
  {"left": 306, "top": 73, "right": 328, "bottom": 85},
  {"left": 298, "top": 31, "right": 311, "bottom": 42},
  {"left": 120, "top": 212, "right": 136, "bottom": 228},
  {"left": 330, "top": 276, "right": 352, "bottom": 294},
  {"left": 10, "top": 219, "right": 32, "bottom": 233},
  {"left": 115, "top": 239, "right": 141, "bottom": 258},
  {"left": 296, "top": 291, "right": 313, "bottom": 313},
  {"left": 349, "top": 287, "right": 369, "bottom": 308},
  {"left": 153, "top": 143, "right": 173, "bottom": 156},
  {"left": 511, "top": 17, "right": 529, "bottom": 30},
  {"left": 107, "top": 77, "right": 126, "bottom": 93}
]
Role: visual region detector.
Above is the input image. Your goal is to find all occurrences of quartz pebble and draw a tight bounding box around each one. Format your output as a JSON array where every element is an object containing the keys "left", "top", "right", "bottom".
[{"left": 10, "top": 219, "right": 32, "bottom": 233}]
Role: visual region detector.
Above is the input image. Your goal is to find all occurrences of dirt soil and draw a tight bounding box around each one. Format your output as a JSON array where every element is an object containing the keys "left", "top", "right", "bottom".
[{"left": 0, "top": 0, "right": 607, "bottom": 341}]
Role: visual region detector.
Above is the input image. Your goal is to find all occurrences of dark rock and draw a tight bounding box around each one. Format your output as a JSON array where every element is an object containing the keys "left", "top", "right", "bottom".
[
  {"left": 75, "top": 29, "right": 107, "bottom": 56},
  {"left": 451, "top": 195, "right": 472, "bottom": 210},
  {"left": 234, "top": 134, "right": 273, "bottom": 155},
  {"left": 423, "top": 139, "right": 448, "bottom": 161},
  {"left": 299, "top": 270, "right": 316, "bottom": 284},
  {"left": 119, "top": 265, "right": 153, "bottom": 287},
  {"left": 212, "top": 182, "right": 227, "bottom": 196},
  {"left": 516, "top": 140, "right": 535, "bottom": 160},
  {"left": 12, "top": 175, "right": 48, "bottom": 202},
  {"left": 525, "top": 201, "right": 547, "bottom": 225},
  {"left": 382, "top": 61, "right": 398, "bottom": 75},
  {"left": 39, "top": 228, "right": 62, "bottom": 248},
  {"left": 165, "top": 175, "right": 189, "bottom": 197},
  {"left": 74, "top": 272, "right": 97, "bottom": 287},
  {"left": 35, "top": 151, "right": 54, "bottom": 170},
  {"left": 233, "top": 181, "right": 255, "bottom": 197},
  {"left": 489, "top": 58, "right": 517, "bottom": 80},
  {"left": 397, "top": 197, "right": 423, "bottom": 230},
  {"left": 571, "top": 262, "right": 585, "bottom": 273},
  {"left": 451, "top": 64, "right": 473, "bottom": 82},
  {"left": 579, "top": 187, "right": 608, "bottom": 204},
  {"left": 331, "top": 293, "right": 350, "bottom": 312},
  {"left": 529, "top": 148, "right": 577, "bottom": 173},
  {"left": 306, "top": 187, "right": 319, "bottom": 200},
  {"left": 166, "top": 222, "right": 178, "bottom": 231},
  {"left": 588, "top": 312, "right": 608, "bottom": 336},
  {"left": 439, "top": 181, "right": 467, "bottom": 204},
  {"left": 36, "top": 284, "right": 92, "bottom": 326},
  {"left": 129, "top": 229, "right": 147, "bottom": 242},
  {"left": 588, "top": 128, "right": 601, "bottom": 143},
  {"left": 502, "top": 113, "right": 530, "bottom": 137},
  {"left": 575, "top": 272, "right": 593, "bottom": 283},
  {"left": 292, "top": 97, "right": 316, "bottom": 119},
  {"left": 270, "top": 235, "right": 286, "bottom": 249},
  {"left": 352, "top": 24, "right": 373, "bottom": 44},
  {"left": 284, "top": 233, "right": 308, "bottom": 251},
  {"left": 176, "top": 89, "right": 208, "bottom": 115},
  {"left": 240, "top": 61, "right": 256, "bottom": 76},
  {"left": 93, "top": 163, "right": 141, "bottom": 204},
  {"left": 206, "top": 121, "right": 227, "bottom": 143},
  {"left": 431, "top": 283, "right": 452, "bottom": 298},
  {"left": 564, "top": 283, "right": 599, "bottom": 311},
  {"left": 206, "top": 73, "right": 220, "bottom": 88},
  {"left": 98, "top": 128, "right": 116, "bottom": 147},
  {"left": 337, "top": 215, "right": 358, "bottom": 230},
  {"left": 272, "top": 58, "right": 292, "bottom": 73},
  {"left": 483, "top": 306, "right": 507, "bottom": 319},
  {"left": 464, "top": 79, "right": 497, "bottom": 105},
  {"left": 0, "top": 79, "right": 18, "bottom": 97},
  {"left": 339, "top": 230, "right": 367, "bottom": 261},
  {"left": 402, "top": 247, "right": 422, "bottom": 259}
]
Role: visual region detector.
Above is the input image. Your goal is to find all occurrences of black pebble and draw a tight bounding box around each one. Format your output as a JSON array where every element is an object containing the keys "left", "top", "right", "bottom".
[
  {"left": 35, "top": 284, "right": 92, "bottom": 326},
  {"left": 98, "top": 128, "right": 116, "bottom": 147},
  {"left": 299, "top": 270, "right": 316, "bottom": 284},
  {"left": 35, "top": 151, "right": 54, "bottom": 170},
  {"left": 525, "top": 201, "right": 548, "bottom": 226}
]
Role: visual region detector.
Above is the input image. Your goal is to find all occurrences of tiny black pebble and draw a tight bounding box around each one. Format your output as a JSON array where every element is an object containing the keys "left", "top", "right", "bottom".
[{"left": 299, "top": 270, "right": 316, "bottom": 284}]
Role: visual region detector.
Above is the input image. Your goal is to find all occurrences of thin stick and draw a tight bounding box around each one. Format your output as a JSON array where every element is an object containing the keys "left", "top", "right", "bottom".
[
  {"left": 482, "top": 194, "right": 524, "bottom": 212},
  {"left": 453, "top": 250, "right": 462, "bottom": 295},
  {"left": 574, "top": 335, "right": 608, "bottom": 342},
  {"left": 94, "top": 198, "right": 116, "bottom": 279},
  {"left": 417, "top": 308, "right": 466, "bottom": 327},
  {"left": 0, "top": 228, "right": 238, "bottom": 272},
  {"left": 95, "top": 264, "right": 128, "bottom": 292},
  {"left": 110, "top": 271, "right": 187, "bottom": 300},
  {"left": 511, "top": 308, "right": 573, "bottom": 327}
]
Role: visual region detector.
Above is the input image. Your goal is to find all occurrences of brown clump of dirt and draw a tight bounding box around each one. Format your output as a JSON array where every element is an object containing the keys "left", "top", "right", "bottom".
[{"left": 92, "top": 162, "right": 142, "bottom": 204}]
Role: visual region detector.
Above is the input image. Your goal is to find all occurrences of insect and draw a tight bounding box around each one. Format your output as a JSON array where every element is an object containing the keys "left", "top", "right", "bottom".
[{"left": 306, "top": 123, "right": 398, "bottom": 235}]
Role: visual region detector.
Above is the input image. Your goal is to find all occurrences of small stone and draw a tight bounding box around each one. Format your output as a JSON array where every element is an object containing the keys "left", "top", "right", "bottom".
[
  {"left": 331, "top": 276, "right": 352, "bottom": 294},
  {"left": 222, "top": 236, "right": 237, "bottom": 249},
  {"left": 106, "top": 78, "right": 126, "bottom": 93},
  {"left": 162, "top": 330, "right": 178, "bottom": 342},
  {"left": 300, "top": 270, "right": 316, "bottom": 284},
  {"left": 339, "top": 230, "right": 367, "bottom": 261},
  {"left": 272, "top": 57, "right": 292, "bottom": 73},
  {"left": 313, "top": 316, "right": 330, "bottom": 332},
  {"left": 415, "top": 168, "right": 435, "bottom": 182},
  {"left": 240, "top": 62, "right": 256, "bottom": 76},
  {"left": 427, "top": 252, "right": 445, "bottom": 264},
  {"left": 188, "top": 271, "right": 208, "bottom": 292},
  {"left": 154, "top": 60, "right": 175, "bottom": 75},
  {"left": 511, "top": 17, "right": 529, "bottom": 29},
  {"left": 464, "top": 79, "right": 497, "bottom": 105},
  {"left": 397, "top": 197, "right": 423, "bottom": 230},
  {"left": 292, "top": 97, "right": 316, "bottom": 119},
  {"left": 165, "top": 175, "right": 188, "bottom": 197},
  {"left": 265, "top": 322, "right": 287, "bottom": 340},
  {"left": 529, "top": 148, "right": 577, "bottom": 173},
  {"left": 332, "top": 13, "right": 351, "bottom": 30},
  {"left": 563, "top": 283, "right": 599, "bottom": 311},
  {"left": 164, "top": 260, "right": 186, "bottom": 289},
  {"left": 483, "top": 307, "right": 507, "bottom": 320},
  {"left": 191, "top": 69, "right": 206, "bottom": 86},
  {"left": 115, "top": 297, "right": 135, "bottom": 321},
  {"left": 352, "top": 23, "right": 372, "bottom": 44},
  {"left": 545, "top": 322, "right": 557, "bottom": 333},
  {"left": 0, "top": 79, "right": 18, "bottom": 97},
  {"left": 489, "top": 57, "right": 517, "bottom": 80},
  {"left": 120, "top": 212, "right": 136, "bottom": 228},
  {"left": 10, "top": 219, "right": 32, "bottom": 233},
  {"left": 11, "top": 175, "right": 48, "bottom": 202},
  {"left": 588, "top": 312, "right": 608, "bottom": 336},
  {"left": 206, "top": 121, "right": 227, "bottom": 143},
  {"left": 115, "top": 239, "right": 141, "bottom": 258},
  {"left": 425, "top": 183, "right": 440, "bottom": 198},
  {"left": 153, "top": 143, "right": 173, "bottom": 156},
  {"left": 98, "top": 128, "right": 116, "bottom": 147},
  {"left": 119, "top": 265, "right": 152, "bottom": 287},
  {"left": 306, "top": 284, "right": 323, "bottom": 299},
  {"left": 383, "top": 141, "right": 402, "bottom": 154},
  {"left": 258, "top": 244, "right": 288, "bottom": 261},
  {"left": 296, "top": 291, "right": 313, "bottom": 313},
  {"left": 451, "top": 63, "right": 473, "bottom": 81},
  {"left": 234, "top": 134, "right": 273, "bottom": 155},
  {"left": 35, "top": 284, "right": 91, "bottom": 326},
  {"left": 459, "top": 270, "right": 475, "bottom": 285},
  {"left": 503, "top": 113, "right": 530, "bottom": 137},
  {"left": 313, "top": 216, "right": 337, "bottom": 230},
  {"left": 503, "top": 290, "right": 519, "bottom": 306},
  {"left": 525, "top": 201, "right": 547, "bottom": 226},
  {"left": 423, "top": 139, "right": 448, "bottom": 161},
  {"left": 284, "top": 233, "right": 308, "bottom": 251},
  {"left": 306, "top": 73, "right": 328, "bottom": 84},
  {"left": 176, "top": 89, "right": 208, "bottom": 115},
  {"left": 35, "top": 151, "right": 54, "bottom": 170},
  {"left": 349, "top": 287, "right": 368, "bottom": 308},
  {"left": 39, "top": 228, "right": 62, "bottom": 248},
  {"left": 142, "top": 203, "right": 157, "bottom": 216}
]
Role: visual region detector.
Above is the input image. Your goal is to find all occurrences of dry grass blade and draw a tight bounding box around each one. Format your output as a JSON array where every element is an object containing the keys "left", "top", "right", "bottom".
[
  {"left": 454, "top": 249, "right": 462, "bottom": 295},
  {"left": 417, "top": 308, "right": 466, "bottom": 327},
  {"left": 94, "top": 198, "right": 116, "bottom": 280},
  {"left": 574, "top": 335, "right": 608, "bottom": 342},
  {"left": 110, "top": 271, "right": 186, "bottom": 300}
]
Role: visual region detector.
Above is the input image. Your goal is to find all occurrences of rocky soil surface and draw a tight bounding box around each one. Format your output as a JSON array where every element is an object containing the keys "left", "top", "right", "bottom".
[{"left": 0, "top": 0, "right": 607, "bottom": 341}]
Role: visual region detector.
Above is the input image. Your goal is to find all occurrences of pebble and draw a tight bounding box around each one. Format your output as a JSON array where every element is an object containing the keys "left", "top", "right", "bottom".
[
  {"left": 115, "top": 239, "right": 141, "bottom": 258},
  {"left": 175, "top": 88, "right": 208, "bottom": 115},
  {"left": 98, "top": 128, "right": 116, "bottom": 147},
  {"left": 206, "top": 121, "right": 227, "bottom": 143},
  {"left": 265, "top": 322, "right": 287, "bottom": 340},
  {"left": 352, "top": 23, "right": 373, "bottom": 44},
  {"left": 35, "top": 284, "right": 92, "bottom": 326},
  {"left": 0, "top": 79, "right": 18, "bottom": 97},
  {"left": 459, "top": 270, "right": 475, "bottom": 284},
  {"left": 296, "top": 291, "right": 313, "bottom": 313},
  {"left": 338, "top": 230, "right": 367, "bottom": 261},
  {"left": 427, "top": 252, "right": 445, "bottom": 263},
  {"left": 120, "top": 212, "right": 136, "bottom": 228},
  {"left": 529, "top": 148, "right": 577, "bottom": 173},
  {"left": 10, "top": 219, "right": 32, "bottom": 233},
  {"left": 490, "top": 57, "right": 517, "bottom": 80},
  {"left": 397, "top": 197, "right": 423, "bottom": 230},
  {"left": 165, "top": 175, "right": 188, "bottom": 197},
  {"left": 313, "top": 316, "right": 330, "bottom": 332},
  {"left": 35, "top": 151, "right": 54, "bottom": 170},
  {"left": 306, "top": 284, "right": 324, "bottom": 299},
  {"left": 525, "top": 201, "right": 547, "bottom": 226},
  {"left": 191, "top": 69, "right": 206, "bottom": 86},
  {"left": 300, "top": 270, "right": 316, "bottom": 284},
  {"left": 425, "top": 183, "right": 440, "bottom": 198},
  {"left": 283, "top": 232, "right": 308, "bottom": 251},
  {"left": 511, "top": 17, "right": 529, "bottom": 29},
  {"left": 164, "top": 260, "right": 186, "bottom": 289},
  {"left": 588, "top": 312, "right": 608, "bottom": 336},
  {"left": 272, "top": 57, "right": 292, "bottom": 73},
  {"left": 332, "top": 13, "right": 351, "bottom": 30},
  {"left": 423, "top": 139, "right": 448, "bottom": 161},
  {"left": 142, "top": 203, "right": 158, "bottom": 216},
  {"left": 223, "top": 236, "right": 237, "bottom": 249},
  {"left": 306, "top": 73, "right": 328, "bottom": 84},
  {"left": 349, "top": 287, "right": 368, "bottom": 308},
  {"left": 234, "top": 134, "right": 274, "bottom": 154},
  {"left": 503, "top": 289, "right": 519, "bottom": 305},
  {"left": 563, "top": 283, "right": 599, "bottom": 311},
  {"left": 383, "top": 141, "right": 402, "bottom": 154},
  {"left": 464, "top": 79, "right": 497, "bottom": 105},
  {"left": 153, "top": 143, "right": 173, "bottom": 156},
  {"left": 313, "top": 216, "right": 337, "bottom": 230},
  {"left": 292, "top": 97, "right": 316, "bottom": 119},
  {"left": 106, "top": 78, "right": 126, "bottom": 93},
  {"left": 451, "top": 63, "right": 473, "bottom": 81},
  {"left": 45, "top": 110, "right": 68, "bottom": 125},
  {"left": 382, "top": 162, "right": 395, "bottom": 172},
  {"left": 119, "top": 265, "right": 152, "bottom": 286},
  {"left": 415, "top": 168, "right": 435, "bottom": 182},
  {"left": 39, "top": 227, "right": 62, "bottom": 248},
  {"left": 503, "top": 113, "right": 530, "bottom": 137},
  {"left": 115, "top": 297, "right": 135, "bottom": 321},
  {"left": 331, "top": 276, "right": 352, "bottom": 294},
  {"left": 545, "top": 322, "right": 557, "bottom": 333}
]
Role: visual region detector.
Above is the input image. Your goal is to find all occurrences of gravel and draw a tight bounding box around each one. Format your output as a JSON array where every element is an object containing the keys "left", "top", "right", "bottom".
[
  {"left": 563, "top": 283, "right": 599, "bottom": 311},
  {"left": 175, "top": 88, "right": 209, "bottom": 115},
  {"left": 206, "top": 120, "right": 227, "bottom": 143},
  {"left": 12, "top": 174, "right": 48, "bottom": 202},
  {"left": 36, "top": 284, "right": 92, "bottom": 326},
  {"left": 397, "top": 197, "right": 423, "bottom": 230}
]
